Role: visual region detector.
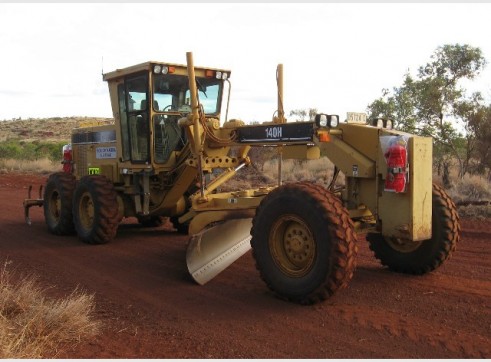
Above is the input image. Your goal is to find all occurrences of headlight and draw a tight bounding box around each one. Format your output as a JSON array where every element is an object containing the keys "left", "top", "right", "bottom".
[
  {"left": 371, "top": 117, "right": 394, "bottom": 129},
  {"left": 315, "top": 114, "right": 328, "bottom": 127},
  {"left": 215, "top": 71, "right": 228, "bottom": 80},
  {"left": 153, "top": 65, "right": 162, "bottom": 74},
  {"left": 329, "top": 115, "right": 339, "bottom": 128},
  {"left": 315, "top": 114, "right": 339, "bottom": 128},
  {"left": 161, "top": 66, "right": 169, "bottom": 74}
]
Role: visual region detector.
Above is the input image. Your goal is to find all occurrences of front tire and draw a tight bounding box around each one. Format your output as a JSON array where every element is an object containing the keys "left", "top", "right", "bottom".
[
  {"left": 367, "top": 184, "right": 460, "bottom": 274},
  {"left": 43, "top": 172, "right": 76, "bottom": 235},
  {"left": 72, "top": 175, "right": 119, "bottom": 244},
  {"left": 251, "top": 182, "right": 357, "bottom": 305}
]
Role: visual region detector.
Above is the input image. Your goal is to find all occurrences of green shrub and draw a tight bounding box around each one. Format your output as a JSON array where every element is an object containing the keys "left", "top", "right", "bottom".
[
  {"left": 0, "top": 140, "right": 66, "bottom": 162},
  {"left": 0, "top": 141, "right": 20, "bottom": 159}
]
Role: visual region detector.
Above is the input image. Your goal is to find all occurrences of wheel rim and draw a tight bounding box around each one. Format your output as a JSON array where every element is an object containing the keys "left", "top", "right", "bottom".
[
  {"left": 386, "top": 237, "right": 422, "bottom": 253},
  {"left": 269, "top": 215, "right": 316, "bottom": 278},
  {"left": 78, "top": 191, "right": 94, "bottom": 231},
  {"left": 47, "top": 190, "right": 61, "bottom": 222}
]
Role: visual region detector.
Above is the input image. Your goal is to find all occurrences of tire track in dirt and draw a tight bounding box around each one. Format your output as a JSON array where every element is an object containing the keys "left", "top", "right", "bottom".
[
  {"left": 404, "top": 274, "right": 491, "bottom": 298},
  {"left": 330, "top": 304, "right": 489, "bottom": 358}
]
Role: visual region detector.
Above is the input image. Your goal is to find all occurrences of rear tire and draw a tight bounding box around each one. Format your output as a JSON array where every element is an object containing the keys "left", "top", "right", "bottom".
[
  {"left": 72, "top": 175, "right": 119, "bottom": 244},
  {"left": 251, "top": 182, "right": 357, "bottom": 305},
  {"left": 367, "top": 184, "right": 460, "bottom": 274},
  {"left": 43, "top": 172, "right": 76, "bottom": 235}
]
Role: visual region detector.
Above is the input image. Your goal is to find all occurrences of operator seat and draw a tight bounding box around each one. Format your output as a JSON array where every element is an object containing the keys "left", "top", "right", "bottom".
[{"left": 140, "top": 99, "right": 159, "bottom": 111}]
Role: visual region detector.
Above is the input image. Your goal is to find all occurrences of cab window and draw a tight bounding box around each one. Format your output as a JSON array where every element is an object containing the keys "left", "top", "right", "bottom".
[
  {"left": 125, "top": 74, "right": 149, "bottom": 163},
  {"left": 153, "top": 74, "right": 222, "bottom": 115}
]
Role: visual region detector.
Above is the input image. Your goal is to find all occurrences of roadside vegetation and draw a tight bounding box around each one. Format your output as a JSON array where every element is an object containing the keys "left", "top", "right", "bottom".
[
  {"left": 366, "top": 44, "right": 491, "bottom": 186},
  {"left": 278, "top": 44, "right": 491, "bottom": 218},
  {"left": 0, "top": 140, "right": 65, "bottom": 174},
  {"left": 0, "top": 140, "right": 67, "bottom": 162},
  {"left": 0, "top": 157, "right": 59, "bottom": 174},
  {"left": 0, "top": 117, "right": 112, "bottom": 174},
  {"left": 0, "top": 262, "right": 99, "bottom": 358},
  {"left": 224, "top": 153, "right": 491, "bottom": 219}
]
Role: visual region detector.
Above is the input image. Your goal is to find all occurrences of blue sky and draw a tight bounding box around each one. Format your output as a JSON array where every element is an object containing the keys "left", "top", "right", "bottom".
[{"left": 1, "top": 3, "right": 490, "bottom": 123}]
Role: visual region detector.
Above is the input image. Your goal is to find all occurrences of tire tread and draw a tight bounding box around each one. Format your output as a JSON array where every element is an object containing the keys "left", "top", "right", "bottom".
[{"left": 251, "top": 181, "right": 358, "bottom": 305}]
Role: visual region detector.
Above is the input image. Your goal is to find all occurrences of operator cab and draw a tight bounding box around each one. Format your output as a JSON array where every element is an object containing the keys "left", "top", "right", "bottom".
[{"left": 103, "top": 61, "right": 231, "bottom": 167}]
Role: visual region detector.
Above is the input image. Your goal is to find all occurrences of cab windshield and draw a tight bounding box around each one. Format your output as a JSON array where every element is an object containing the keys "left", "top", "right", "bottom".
[{"left": 152, "top": 73, "right": 223, "bottom": 115}]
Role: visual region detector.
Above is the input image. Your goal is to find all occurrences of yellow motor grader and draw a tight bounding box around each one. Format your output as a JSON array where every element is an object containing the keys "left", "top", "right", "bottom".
[{"left": 24, "top": 52, "right": 460, "bottom": 305}]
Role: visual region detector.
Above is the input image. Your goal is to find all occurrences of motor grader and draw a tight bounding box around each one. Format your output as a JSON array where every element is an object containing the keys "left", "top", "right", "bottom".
[{"left": 24, "top": 52, "right": 460, "bottom": 305}]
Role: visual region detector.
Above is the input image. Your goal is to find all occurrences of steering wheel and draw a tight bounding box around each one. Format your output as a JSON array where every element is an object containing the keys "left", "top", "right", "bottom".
[{"left": 162, "top": 105, "right": 173, "bottom": 111}]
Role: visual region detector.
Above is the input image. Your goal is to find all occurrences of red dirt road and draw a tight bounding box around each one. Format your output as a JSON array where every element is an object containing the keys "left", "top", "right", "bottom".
[{"left": 0, "top": 173, "right": 489, "bottom": 358}]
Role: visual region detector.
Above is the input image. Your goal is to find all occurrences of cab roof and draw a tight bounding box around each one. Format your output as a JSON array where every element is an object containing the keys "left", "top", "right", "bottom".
[{"left": 103, "top": 61, "right": 231, "bottom": 82}]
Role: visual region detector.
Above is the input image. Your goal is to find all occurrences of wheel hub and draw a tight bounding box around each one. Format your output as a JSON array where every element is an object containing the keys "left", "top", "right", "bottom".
[
  {"left": 270, "top": 215, "right": 316, "bottom": 277},
  {"left": 285, "top": 224, "right": 312, "bottom": 263}
]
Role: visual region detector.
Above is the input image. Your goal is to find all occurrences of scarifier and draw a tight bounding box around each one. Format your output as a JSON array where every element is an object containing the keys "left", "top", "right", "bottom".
[{"left": 23, "top": 52, "right": 460, "bottom": 305}]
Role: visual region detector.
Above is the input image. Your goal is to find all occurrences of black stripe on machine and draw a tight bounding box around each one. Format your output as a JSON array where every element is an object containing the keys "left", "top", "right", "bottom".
[
  {"left": 72, "top": 130, "right": 117, "bottom": 144},
  {"left": 237, "top": 122, "right": 314, "bottom": 143}
]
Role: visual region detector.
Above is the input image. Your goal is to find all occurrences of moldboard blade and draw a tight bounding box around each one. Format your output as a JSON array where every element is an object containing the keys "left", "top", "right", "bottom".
[{"left": 186, "top": 218, "right": 253, "bottom": 285}]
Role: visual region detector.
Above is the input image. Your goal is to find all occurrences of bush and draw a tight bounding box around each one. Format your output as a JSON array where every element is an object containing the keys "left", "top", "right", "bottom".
[
  {"left": 0, "top": 262, "right": 99, "bottom": 358},
  {"left": 0, "top": 141, "right": 22, "bottom": 159},
  {"left": 457, "top": 204, "right": 491, "bottom": 219},
  {"left": 262, "top": 158, "right": 343, "bottom": 187},
  {"left": 447, "top": 173, "right": 491, "bottom": 204},
  {"left": 0, "top": 140, "right": 66, "bottom": 162}
]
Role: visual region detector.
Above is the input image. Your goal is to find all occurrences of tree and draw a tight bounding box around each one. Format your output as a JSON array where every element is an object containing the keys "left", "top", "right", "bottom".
[
  {"left": 289, "top": 108, "right": 318, "bottom": 122},
  {"left": 367, "top": 44, "right": 488, "bottom": 185},
  {"left": 465, "top": 102, "right": 491, "bottom": 178}
]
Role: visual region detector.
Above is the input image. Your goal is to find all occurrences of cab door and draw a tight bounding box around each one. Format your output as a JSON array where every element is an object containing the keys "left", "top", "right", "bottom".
[{"left": 118, "top": 73, "right": 150, "bottom": 164}]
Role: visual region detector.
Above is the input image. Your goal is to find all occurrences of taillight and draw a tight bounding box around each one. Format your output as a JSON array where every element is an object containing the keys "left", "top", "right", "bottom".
[{"left": 62, "top": 144, "right": 73, "bottom": 173}]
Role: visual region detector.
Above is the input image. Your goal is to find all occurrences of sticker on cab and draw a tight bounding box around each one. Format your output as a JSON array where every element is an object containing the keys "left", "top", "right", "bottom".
[{"left": 96, "top": 147, "right": 117, "bottom": 159}]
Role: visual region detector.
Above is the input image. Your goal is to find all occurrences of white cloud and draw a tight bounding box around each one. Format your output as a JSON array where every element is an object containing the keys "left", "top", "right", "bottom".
[{"left": 0, "top": 3, "right": 490, "bottom": 122}]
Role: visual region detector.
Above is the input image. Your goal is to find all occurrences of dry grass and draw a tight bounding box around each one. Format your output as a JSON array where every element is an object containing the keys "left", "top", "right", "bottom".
[
  {"left": 0, "top": 261, "right": 99, "bottom": 358},
  {"left": 444, "top": 173, "right": 491, "bottom": 219},
  {"left": 0, "top": 158, "right": 60, "bottom": 174},
  {"left": 262, "top": 157, "right": 345, "bottom": 187},
  {"left": 457, "top": 204, "right": 491, "bottom": 219},
  {"left": 221, "top": 157, "right": 344, "bottom": 192},
  {"left": 447, "top": 173, "right": 491, "bottom": 203}
]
